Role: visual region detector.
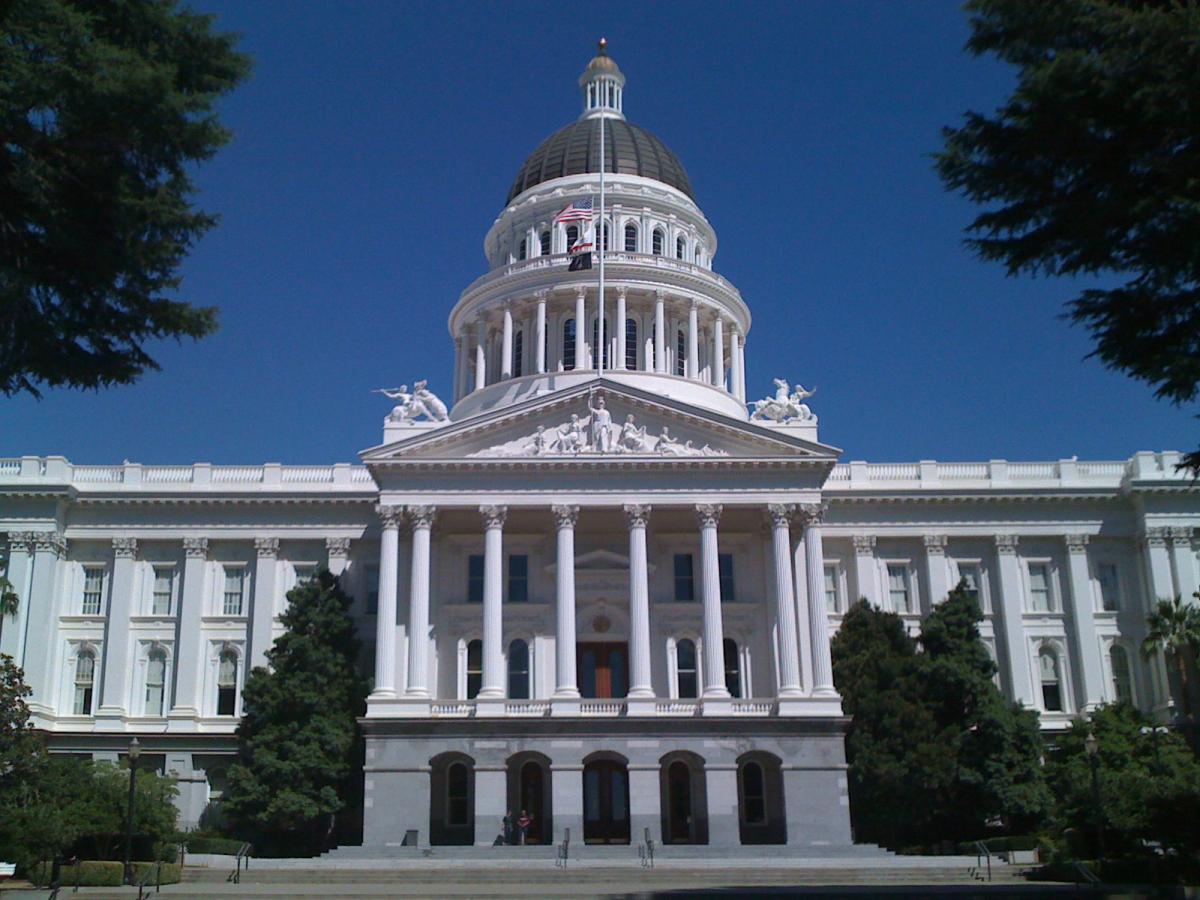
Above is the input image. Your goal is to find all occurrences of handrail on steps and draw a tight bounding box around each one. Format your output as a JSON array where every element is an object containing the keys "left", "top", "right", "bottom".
[
  {"left": 227, "top": 842, "right": 252, "bottom": 884},
  {"left": 971, "top": 840, "right": 992, "bottom": 882},
  {"left": 555, "top": 828, "right": 570, "bottom": 869},
  {"left": 134, "top": 860, "right": 161, "bottom": 899},
  {"left": 638, "top": 827, "right": 655, "bottom": 869}
]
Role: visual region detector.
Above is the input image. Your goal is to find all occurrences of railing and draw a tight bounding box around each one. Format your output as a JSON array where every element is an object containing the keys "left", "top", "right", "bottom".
[
  {"left": 579, "top": 701, "right": 624, "bottom": 717},
  {"left": 281, "top": 466, "right": 335, "bottom": 483},
  {"left": 655, "top": 701, "right": 699, "bottom": 716},
  {"left": 970, "top": 840, "right": 992, "bottom": 882},
  {"left": 867, "top": 463, "right": 920, "bottom": 480},
  {"left": 45, "top": 857, "right": 81, "bottom": 899},
  {"left": 638, "top": 827, "right": 655, "bottom": 869},
  {"left": 555, "top": 828, "right": 570, "bottom": 869},
  {"left": 939, "top": 463, "right": 989, "bottom": 480},
  {"left": 1009, "top": 462, "right": 1057, "bottom": 480},
  {"left": 1072, "top": 860, "right": 1101, "bottom": 885},
  {"left": 0, "top": 458, "right": 21, "bottom": 475},
  {"left": 505, "top": 701, "right": 550, "bottom": 717},
  {"left": 430, "top": 702, "right": 473, "bottom": 717},
  {"left": 227, "top": 842, "right": 252, "bottom": 884},
  {"left": 135, "top": 860, "right": 162, "bottom": 899},
  {"left": 730, "top": 700, "right": 774, "bottom": 716},
  {"left": 213, "top": 467, "right": 264, "bottom": 484},
  {"left": 72, "top": 466, "right": 122, "bottom": 482},
  {"left": 144, "top": 466, "right": 194, "bottom": 483}
]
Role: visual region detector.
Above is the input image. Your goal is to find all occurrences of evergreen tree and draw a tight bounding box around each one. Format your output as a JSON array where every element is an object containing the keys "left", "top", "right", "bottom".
[
  {"left": 1140, "top": 593, "right": 1200, "bottom": 724},
  {"left": 224, "top": 570, "right": 367, "bottom": 855}
]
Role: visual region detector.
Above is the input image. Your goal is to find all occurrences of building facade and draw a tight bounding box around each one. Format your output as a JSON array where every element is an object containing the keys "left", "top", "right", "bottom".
[{"left": 2, "top": 46, "right": 1198, "bottom": 849}]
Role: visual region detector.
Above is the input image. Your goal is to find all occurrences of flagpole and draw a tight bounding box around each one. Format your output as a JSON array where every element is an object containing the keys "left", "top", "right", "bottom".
[{"left": 597, "top": 92, "right": 605, "bottom": 375}]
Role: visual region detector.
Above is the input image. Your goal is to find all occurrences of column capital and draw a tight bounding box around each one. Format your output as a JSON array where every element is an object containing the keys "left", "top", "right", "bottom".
[
  {"left": 796, "top": 502, "right": 827, "bottom": 526},
  {"left": 694, "top": 503, "right": 722, "bottom": 528},
  {"left": 1168, "top": 525, "right": 1194, "bottom": 548},
  {"left": 254, "top": 537, "right": 279, "bottom": 559},
  {"left": 575, "top": 285, "right": 587, "bottom": 301},
  {"left": 375, "top": 503, "right": 405, "bottom": 530},
  {"left": 923, "top": 534, "right": 948, "bottom": 555},
  {"left": 112, "top": 536, "right": 138, "bottom": 559},
  {"left": 616, "top": 285, "right": 627, "bottom": 300},
  {"left": 765, "top": 503, "right": 793, "bottom": 528},
  {"left": 852, "top": 534, "right": 876, "bottom": 556},
  {"left": 5, "top": 531, "right": 39, "bottom": 553},
  {"left": 551, "top": 504, "right": 579, "bottom": 529},
  {"left": 536, "top": 288, "right": 550, "bottom": 302},
  {"left": 655, "top": 288, "right": 666, "bottom": 303},
  {"left": 183, "top": 537, "right": 209, "bottom": 560},
  {"left": 480, "top": 505, "right": 508, "bottom": 529},
  {"left": 36, "top": 532, "right": 67, "bottom": 557},
  {"left": 994, "top": 533, "right": 1019, "bottom": 554},
  {"left": 689, "top": 297, "right": 700, "bottom": 311},
  {"left": 406, "top": 505, "right": 437, "bottom": 530},
  {"left": 1064, "top": 533, "right": 1090, "bottom": 554},
  {"left": 325, "top": 537, "right": 351, "bottom": 559},
  {"left": 623, "top": 504, "right": 651, "bottom": 528},
  {"left": 1139, "top": 526, "right": 1170, "bottom": 548}
]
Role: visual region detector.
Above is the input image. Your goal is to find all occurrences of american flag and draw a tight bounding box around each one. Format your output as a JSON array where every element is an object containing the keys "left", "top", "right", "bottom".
[{"left": 553, "top": 196, "right": 593, "bottom": 224}]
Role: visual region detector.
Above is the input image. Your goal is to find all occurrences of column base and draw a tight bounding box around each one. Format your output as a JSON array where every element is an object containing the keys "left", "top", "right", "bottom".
[{"left": 552, "top": 688, "right": 581, "bottom": 699}]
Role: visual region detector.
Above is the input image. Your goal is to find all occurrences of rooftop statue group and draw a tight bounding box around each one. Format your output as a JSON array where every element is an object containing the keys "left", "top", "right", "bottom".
[
  {"left": 750, "top": 378, "right": 817, "bottom": 424},
  {"left": 375, "top": 380, "right": 449, "bottom": 423}
]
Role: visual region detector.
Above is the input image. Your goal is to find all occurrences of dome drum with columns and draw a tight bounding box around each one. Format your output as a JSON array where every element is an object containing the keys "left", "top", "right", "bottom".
[{"left": 1, "top": 43, "right": 1195, "bottom": 856}]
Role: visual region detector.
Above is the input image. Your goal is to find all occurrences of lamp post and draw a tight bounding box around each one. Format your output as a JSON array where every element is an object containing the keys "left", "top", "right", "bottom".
[
  {"left": 123, "top": 737, "right": 140, "bottom": 885},
  {"left": 1084, "top": 730, "right": 1104, "bottom": 869}
]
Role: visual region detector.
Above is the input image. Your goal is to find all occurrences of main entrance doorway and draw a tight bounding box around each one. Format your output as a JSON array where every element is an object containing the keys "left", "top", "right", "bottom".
[
  {"left": 582, "top": 758, "right": 630, "bottom": 844},
  {"left": 666, "top": 761, "right": 693, "bottom": 843},
  {"left": 578, "top": 642, "right": 628, "bottom": 698}
]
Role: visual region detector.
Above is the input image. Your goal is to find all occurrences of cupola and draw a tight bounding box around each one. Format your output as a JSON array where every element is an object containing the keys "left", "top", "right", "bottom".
[{"left": 579, "top": 38, "right": 625, "bottom": 120}]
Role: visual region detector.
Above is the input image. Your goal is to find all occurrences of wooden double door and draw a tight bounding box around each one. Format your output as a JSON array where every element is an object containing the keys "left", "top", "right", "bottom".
[
  {"left": 583, "top": 760, "right": 630, "bottom": 844},
  {"left": 578, "top": 642, "right": 628, "bottom": 699}
]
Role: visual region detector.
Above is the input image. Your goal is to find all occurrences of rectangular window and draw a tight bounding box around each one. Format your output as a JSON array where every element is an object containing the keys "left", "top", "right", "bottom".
[
  {"left": 365, "top": 564, "right": 379, "bottom": 615},
  {"left": 293, "top": 565, "right": 316, "bottom": 586},
  {"left": 1096, "top": 563, "right": 1120, "bottom": 612},
  {"left": 957, "top": 563, "right": 981, "bottom": 604},
  {"left": 887, "top": 564, "right": 911, "bottom": 614},
  {"left": 467, "top": 554, "right": 485, "bottom": 604},
  {"left": 1028, "top": 563, "right": 1052, "bottom": 612},
  {"left": 507, "top": 554, "right": 528, "bottom": 603},
  {"left": 673, "top": 553, "right": 695, "bottom": 602},
  {"left": 222, "top": 567, "right": 245, "bottom": 616},
  {"left": 145, "top": 653, "right": 166, "bottom": 716},
  {"left": 824, "top": 565, "right": 840, "bottom": 612},
  {"left": 718, "top": 553, "right": 736, "bottom": 603},
  {"left": 151, "top": 567, "right": 174, "bottom": 616},
  {"left": 82, "top": 567, "right": 105, "bottom": 615}
]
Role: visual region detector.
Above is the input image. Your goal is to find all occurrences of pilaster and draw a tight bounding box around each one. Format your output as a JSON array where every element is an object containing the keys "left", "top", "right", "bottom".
[
  {"left": 923, "top": 534, "right": 950, "bottom": 612},
  {"left": 0, "top": 532, "right": 37, "bottom": 663},
  {"left": 1063, "top": 534, "right": 1105, "bottom": 710},
  {"left": 169, "top": 537, "right": 208, "bottom": 725},
  {"left": 994, "top": 534, "right": 1035, "bottom": 706},
  {"left": 97, "top": 537, "right": 137, "bottom": 720},
  {"left": 248, "top": 537, "right": 279, "bottom": 671},
  {"left": 23, "top": 532, "right": 66, "bottom": 714},
  {"left": 852, "top": 534, "right": 879, "bottom": 608},
  {"left": 325, "top": 537, "right": 351, "bottom": 577}
]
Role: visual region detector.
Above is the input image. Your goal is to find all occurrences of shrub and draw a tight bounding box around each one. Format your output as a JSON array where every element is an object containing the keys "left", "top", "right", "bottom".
[
  {"left": 184, "top": 836, "right": 244, "bottom": 855},
  {"left": 28, "top": 860, "right": 182, "bottom": 887}
]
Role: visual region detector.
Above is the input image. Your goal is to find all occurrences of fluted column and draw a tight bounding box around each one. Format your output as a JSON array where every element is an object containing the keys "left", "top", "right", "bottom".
[
  {"left": 371, "top": 505, "right": 403, "bottom": 699},
  {"left": 654, "top": 291, "right": 666, "bottom": 373},
  {"left": 552, "top": 505, "right": 580, "bottom": 698},
  {"left": 1063, "top": 534, "right": 1105, "bottom": 710},
  {"left": 687, "top": 300, "right": 700, "bottom": 379},
  {"left": 478, "top": 505, "right": 507, "bottom": 699},
  {"left": 1169, "top": 526, "right": 1198, "bottom": 603},
  {"left": 170, "top": 538, "right": 208, "bottom": 721},
  {"left": 923, "top": 534, "right": 949, "bottom": 613},
  {"left": 800, "top": 504, "right": 836, "bottom": 695},
  {"left": 994, "top": 534, "right": 1035, "bottom": 705},
  {"left": 712, "top": 316, "right": 725, "bottom": 388},
  {"left": 535, "top": 290, "right": 548, "bottom": 374},
  {"left": 500, "top": 303, "right": 514, "bottom": 379},
  {"left": 737, "top": 334, "right": 747, "bottom": 402},
  {"left": 790, "top": 516, "right": 815, "bottom": 694},
  {"left": 405, "top": 506, "right": 436, "bottom": 697},
  {"left": 98, "top": 537, "right": 138, "bottom": 716},
  {"left": 695, "top": 504, "right": 729, "bottom": 698},
  {"left": 615, "top": 287, "right": 627, "bottom": 370},
  {"left": 474, "top": 320, "right": 486, "bottom": 391},
  {"left": 767, "top": 505, "right": 803, "bottom": 696},
  {"left": 625, "top": 505, "right": 654, "bottom": 698},
  {"left": 574, "top": 288, "right": 586, "bottom": 370},
  {"left": 730, "top": 330, "right": 743, "bottom": 400}
]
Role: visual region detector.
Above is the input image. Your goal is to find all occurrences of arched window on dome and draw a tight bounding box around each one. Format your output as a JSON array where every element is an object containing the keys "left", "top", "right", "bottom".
[
  {"left": 676, "top": 236, "right": 686, "bottom": 260},
  {"left": 563, "top": 319, "right": 577, "bottom": 370},
  {"left": 625, "top": 318, "right": 638, "bottom": 369},
  {"left": 566, "top": 225, "right": 579, "bottom": 254},
  {"left": 513, "top": 330, "right": 523, "bottom": 378},
  {"left": 624, "top": 223, "right": 638, "bottom": 252},
  {"left": 652, "top": 228, "right": 665, "bottom": 256},
  {"left": 518, "top": 238, "right": 527, "bottom": 261},
  {"left": 675, "top": 330, "right": 686, "bottom": 376},
  {"left": 540, "top": 231, "right": 551, "bottom": 256}
]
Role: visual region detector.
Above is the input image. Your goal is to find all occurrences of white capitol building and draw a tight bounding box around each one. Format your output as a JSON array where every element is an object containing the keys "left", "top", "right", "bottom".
[{"left": 2, "top": 45, "right": 1197, "bottom": 850}]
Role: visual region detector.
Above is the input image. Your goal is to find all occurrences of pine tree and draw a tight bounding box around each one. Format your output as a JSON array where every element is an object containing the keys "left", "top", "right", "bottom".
[{"left": 224, "top": 570, "right": 367, "bottom": 855}]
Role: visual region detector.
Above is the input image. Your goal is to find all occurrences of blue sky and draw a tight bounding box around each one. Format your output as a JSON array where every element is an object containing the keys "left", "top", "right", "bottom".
[{"left": 6, "top": 1, "right": 1192, "bottom": 464}]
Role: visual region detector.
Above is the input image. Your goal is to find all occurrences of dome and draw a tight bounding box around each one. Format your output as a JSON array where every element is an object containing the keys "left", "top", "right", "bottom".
[{"left": 506, "top": 117, "right": 695, "bottom": 204}]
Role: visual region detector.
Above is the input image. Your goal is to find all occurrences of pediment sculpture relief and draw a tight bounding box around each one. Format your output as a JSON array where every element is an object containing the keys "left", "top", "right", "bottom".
[
  {"left": 750, "top": 378, "right": 817, "bottom": 424},
  {"left": 375, "top": 380, "right": 449, "bottom": 423},
  {"left": 470, "top": 396, "right": 728, "bottom": 458}
]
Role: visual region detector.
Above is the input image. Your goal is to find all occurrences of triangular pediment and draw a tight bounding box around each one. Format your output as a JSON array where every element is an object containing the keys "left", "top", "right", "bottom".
[{"left": 360, "top": 379, "right": 840, "bottom": 467}]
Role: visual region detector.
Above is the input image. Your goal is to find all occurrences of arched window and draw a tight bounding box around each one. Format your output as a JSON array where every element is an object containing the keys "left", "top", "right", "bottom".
[
  {"left": 624, "top": 223, "right": 637, "bottom": 252},
  {"left": 508, "top": 639, "right": 530, "bottom": 699},
  {"left": 1039, "top": 648, "right": 1062, "bottom": 712},
  {"left": 447, "top": 762, "right": 470, "bottom": 826},
  {"left": 512, "top": 330, "right": 523, "bottom": 378},
  {"left": 74, "top": 649, "right": 95, "bottom": 715},
  {"left": 145, "top": 648, "right": 167, "bottom": 716},
  {"left": 466, "top": 639, "right": 483, "bottom": 699},
  {"left": 625, "top": 318, "right": 638, "bottom": 369},
  {"left": 676, "top": 639, "right": 698, "bottom": 699},
  {"left": 563, "top": 319, "right": 576, "bottom": 370},
  {"left": 676, "top": 236, "right": 685, "bottom": 260},
  {"left": 540, "top": 231, "right": 551, "bottom": 256},
  {"left": 566, "top": 225, "right": 579, "bottom": 253},
  {"left": 591, "top": 318, "right": 610, "bottom": 368},
  {"left": 1110, "top": 645, "right": 1133, "bottom": 704},
  {"left": 518, "top": 238, "right": 527, "bottom": 261},
  {"left": 741, "top": 761, "right": 765, "bottom": 824},
  {"left": 217, "top": 649, "right": 238, "bottom": 716},
  {"left": 694, "top": 246, "right": 704, "bottom": 267},
  {"left": 652, "top": 228, "right": 665, "bottom": 256},
  {"left": 723, "top": 638, "right": 741, "bottom": 698},
  {"left": 675, "top": 330, "right": 686, "bottom": 376},
  {"left": 602, "top": 223, "right": 610, "bottom": 252}
]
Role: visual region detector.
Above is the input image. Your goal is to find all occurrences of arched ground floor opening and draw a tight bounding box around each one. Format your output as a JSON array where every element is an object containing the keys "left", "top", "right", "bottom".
[
  {"left": 505, "top": 752, "right": 552, "bottom": 844},
  {"left": 659, "top": 751, "right": 709, "bottom": 844},
  {"left": 582, "top": 752, "right": 630, "bottom": 845}
]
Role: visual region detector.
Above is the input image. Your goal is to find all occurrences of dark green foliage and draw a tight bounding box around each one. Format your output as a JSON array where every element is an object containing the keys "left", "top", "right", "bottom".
[
  {"left": 28, "top": 861, "right": 181, "bottom": 887},
  {"left": 224, "top": 569, "right": 368, "bottom": 856},
  {"left": 1045, "top": 704, "right": 1200, "bottom": 869},
  {"left": 1140, "top": 592, "right": 1200, "bottom": 723},
  {"left": 936, "top": 1, "right": 1200, "bottom": 471},
  {"left": 832, "top": 585, "right": 1050, "bottom": 848},
  {"left": 0, "top": 654, "right": 42, "bottom": 792},
  {"left": 0, "top": 0, "right": 251, "bottom": 396},
  {"left": 183, "top": 835, "right": 244, "bottom": 856}
]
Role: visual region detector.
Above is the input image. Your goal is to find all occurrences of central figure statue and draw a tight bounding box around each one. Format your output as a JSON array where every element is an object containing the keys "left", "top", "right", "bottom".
[{"left": 588, "top": 395, "right": 613, "bottom": 452}]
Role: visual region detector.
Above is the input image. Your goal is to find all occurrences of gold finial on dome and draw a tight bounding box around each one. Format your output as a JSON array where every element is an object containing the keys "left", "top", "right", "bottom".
[{"left": 598, "top": 37, "right": 607, "bottom": 54}]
